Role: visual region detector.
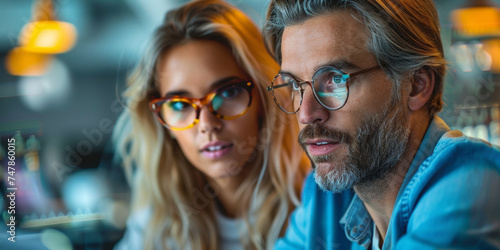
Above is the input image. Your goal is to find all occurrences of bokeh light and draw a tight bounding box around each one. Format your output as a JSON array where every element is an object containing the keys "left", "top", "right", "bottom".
[
  {"left": 61, "top": 170, "right": 108, "bottom": 213},
  {"left": 18, "top": 58, "right": 72, "bottom": 111}
]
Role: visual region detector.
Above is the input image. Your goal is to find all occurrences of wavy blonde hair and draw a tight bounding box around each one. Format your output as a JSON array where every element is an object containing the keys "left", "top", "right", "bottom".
[{"left": 115, "top": 0, "right": 306, "bottom": 249}]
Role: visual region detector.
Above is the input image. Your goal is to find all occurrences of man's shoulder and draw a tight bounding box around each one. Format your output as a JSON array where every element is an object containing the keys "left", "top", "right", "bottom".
[
  {"left": 412, "top": 131, "right": 500, "bottom": 186},
  {"left": 428, "top": 131, "right": 500, "bottom": 168},
  {"left": 392, "top": 132, "right": 500, "bottom": 247},
  {"left": 399, "top": 131, "right": 500, "bottom": 218},
  {"left": 438, "top": 129, "right": 499, "bottom": 149}
]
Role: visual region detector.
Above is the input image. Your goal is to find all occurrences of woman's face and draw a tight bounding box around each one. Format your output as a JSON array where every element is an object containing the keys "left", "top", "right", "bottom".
[{"left": 156, "top": 40, "right": 262, "bottom": 183}]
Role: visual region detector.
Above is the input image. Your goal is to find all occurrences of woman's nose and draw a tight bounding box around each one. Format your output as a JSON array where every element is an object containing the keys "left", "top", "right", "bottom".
[{"left": 197, "top": 106, "right": 223, "bottom": 133}]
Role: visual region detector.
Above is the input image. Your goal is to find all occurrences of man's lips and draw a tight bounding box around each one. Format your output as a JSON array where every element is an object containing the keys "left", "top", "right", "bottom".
[{"left": 304, "top": 139, "right": 340, "bottom": 156}]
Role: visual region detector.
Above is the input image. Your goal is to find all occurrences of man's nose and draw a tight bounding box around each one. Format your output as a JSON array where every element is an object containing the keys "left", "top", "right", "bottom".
[{"left": 296, "top": 84, "right": 330, "bottom": 125}]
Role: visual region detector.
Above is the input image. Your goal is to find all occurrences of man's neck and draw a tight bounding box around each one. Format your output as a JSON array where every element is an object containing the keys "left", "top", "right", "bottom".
[
  {"left": 354, "top": 113, "right": 430, "bottom": 242},
  {"left": 353, "top": 160, "right": 410, "bottom": 240}
]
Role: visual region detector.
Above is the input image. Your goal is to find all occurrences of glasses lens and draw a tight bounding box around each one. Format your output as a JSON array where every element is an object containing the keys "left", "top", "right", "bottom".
[
  {"left": 271, "top": 74, "right": 301, "bottom": 113},
  {"left": 212, "top": 84, "right": 251, "bottom": 118},
  {"left": 312, "top": 67, "right": 348, "bottom": 109},
  {"left": 160, "top": 99, "right": 197, "bottom": 129}
]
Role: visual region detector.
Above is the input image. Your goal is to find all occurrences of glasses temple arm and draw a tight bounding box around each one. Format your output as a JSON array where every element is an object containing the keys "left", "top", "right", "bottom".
[
  {"left": 267, "top": 83, "right": 290, "bottom": 91},
  {"left": 349, "top": 65, "right": 381, "bottom": 78}
]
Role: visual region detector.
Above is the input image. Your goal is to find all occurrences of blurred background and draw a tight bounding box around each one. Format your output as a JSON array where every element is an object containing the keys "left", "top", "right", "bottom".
[{"left": 0, "top": 0, "right": 499, "bottom": 249}]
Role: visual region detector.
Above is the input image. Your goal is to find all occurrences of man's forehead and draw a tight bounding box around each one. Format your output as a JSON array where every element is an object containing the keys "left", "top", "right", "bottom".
[{"left": 280, "top": 11, "right": 371, "bottom": 77}]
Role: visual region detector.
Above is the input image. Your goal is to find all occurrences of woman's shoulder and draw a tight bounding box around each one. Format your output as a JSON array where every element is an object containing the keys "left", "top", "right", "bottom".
[{"left": 113, "top": 206, "right": 152, "bottom": 250}]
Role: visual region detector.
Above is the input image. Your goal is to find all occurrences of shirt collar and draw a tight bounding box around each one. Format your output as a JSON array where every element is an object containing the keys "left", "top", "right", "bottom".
[
  {"left": 395, "top": 116, "right": 449, "bottom": 203},
  {"left": 339, "top": 195, "right": 373, "bottom": 249}
]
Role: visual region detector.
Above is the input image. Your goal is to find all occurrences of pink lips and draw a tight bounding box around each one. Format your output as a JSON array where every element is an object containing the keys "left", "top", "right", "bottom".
[
  {"left": 200, "top": 141, "right": 233, "bottom": 159},
  {"left": 305, "top": 139, "right": 340, "bottom": 156}
]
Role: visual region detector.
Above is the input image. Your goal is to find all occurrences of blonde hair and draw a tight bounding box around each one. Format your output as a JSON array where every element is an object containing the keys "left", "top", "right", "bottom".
[{"left": 115, "top": 0, "right": 305, "bottom": 249}]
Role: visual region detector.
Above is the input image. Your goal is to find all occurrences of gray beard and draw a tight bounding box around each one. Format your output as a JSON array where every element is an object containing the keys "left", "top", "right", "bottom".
[{"left": 298, "top": 103, "right": 410, "bottom": 193}]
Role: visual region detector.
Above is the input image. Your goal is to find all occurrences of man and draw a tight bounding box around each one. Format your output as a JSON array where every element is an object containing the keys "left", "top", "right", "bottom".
[{"left": 264, "top": 0, "right": 500, "bottom": 249}]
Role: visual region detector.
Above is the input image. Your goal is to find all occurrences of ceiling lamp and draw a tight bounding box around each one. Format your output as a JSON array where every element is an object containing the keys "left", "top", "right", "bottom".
[
  {"left": 5, "top": 47, "right": 53, "bottom": 76},
  {"left": 451, "top": 0, "right": 500, "bottom": 37},
  {"left": 5, "top": 0, "right": 77, "bottom": 76}
]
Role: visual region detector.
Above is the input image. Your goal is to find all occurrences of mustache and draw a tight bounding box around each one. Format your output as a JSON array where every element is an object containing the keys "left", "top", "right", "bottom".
[{"left": 298, "top": 124, "right": 352, "bottom": 148}]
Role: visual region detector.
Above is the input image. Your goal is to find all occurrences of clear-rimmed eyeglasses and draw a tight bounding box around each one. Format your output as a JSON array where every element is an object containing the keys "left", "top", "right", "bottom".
[
  {"left": 150, "top": 79, "right": 254, "bottom": 131},
  {"left": 267, "top": 65, "right": 380, "bottom": 114}
]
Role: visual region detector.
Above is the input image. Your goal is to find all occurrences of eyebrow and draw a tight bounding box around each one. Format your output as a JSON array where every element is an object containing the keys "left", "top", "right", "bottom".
[
  {"left": 314, "top": 59, "right": 359, "bottom": 72},
  {"left": 279, "top": 59, "right": 360, "bottom": 81},
  {"left": 162, "top": 76, "right": 243, "bottom": 98}
]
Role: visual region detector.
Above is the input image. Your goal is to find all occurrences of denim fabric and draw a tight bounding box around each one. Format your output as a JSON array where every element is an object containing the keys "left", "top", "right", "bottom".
[{"left": 276, "top": 117, "right": 500, "bottom": 250}]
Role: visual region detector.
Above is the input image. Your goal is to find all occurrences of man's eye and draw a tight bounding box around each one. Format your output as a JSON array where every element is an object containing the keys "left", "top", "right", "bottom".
[
  {"left": 332, "top": 75, "right": 344, "bottom": 84},
  {"left": 291, "top": 80, "right": 300, "bottom": 91}
]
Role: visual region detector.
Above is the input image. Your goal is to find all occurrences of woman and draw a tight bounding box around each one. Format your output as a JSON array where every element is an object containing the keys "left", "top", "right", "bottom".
[{"left": 114, "top": 0, "right": 306, "bottom": 249}]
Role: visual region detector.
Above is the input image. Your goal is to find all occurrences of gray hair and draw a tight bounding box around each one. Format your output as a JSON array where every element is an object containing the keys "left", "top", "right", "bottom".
[{"left": 263, "top": 0, "right": 447, "bottom": 117}]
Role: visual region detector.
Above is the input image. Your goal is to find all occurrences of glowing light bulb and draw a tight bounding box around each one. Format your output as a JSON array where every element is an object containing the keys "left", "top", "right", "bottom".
[{"left": 19, "top": 21, "right": 77, "bottom": 54}]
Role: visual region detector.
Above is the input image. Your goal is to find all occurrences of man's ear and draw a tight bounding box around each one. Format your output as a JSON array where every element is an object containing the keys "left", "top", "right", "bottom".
[{"left": 408, "top": 67, "right": 435, "bottom": 112}]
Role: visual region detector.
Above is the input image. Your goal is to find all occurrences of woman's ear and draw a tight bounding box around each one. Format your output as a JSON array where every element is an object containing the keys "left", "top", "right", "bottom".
[{"left": 408, "top": 67, "right": 435, "bottom": 112}]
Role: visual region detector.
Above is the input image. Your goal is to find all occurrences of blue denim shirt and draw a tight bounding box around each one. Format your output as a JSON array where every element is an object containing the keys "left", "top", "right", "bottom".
[{"left": 276, "top": 117, "right": 500, "bottom": 249}]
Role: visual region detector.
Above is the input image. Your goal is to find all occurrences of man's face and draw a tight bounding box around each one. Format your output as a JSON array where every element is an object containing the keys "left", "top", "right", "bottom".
[{"left": 280, "top": 10, "right": 410, "bottom": 192}]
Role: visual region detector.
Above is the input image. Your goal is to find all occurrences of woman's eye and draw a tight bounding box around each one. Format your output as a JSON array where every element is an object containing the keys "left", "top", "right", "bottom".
[
  {"left": 168, "top": 101, "right": 189, "bottom": 111},
  {"left": 221, "top": 87, "right": 242, "bottom": 98}
]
